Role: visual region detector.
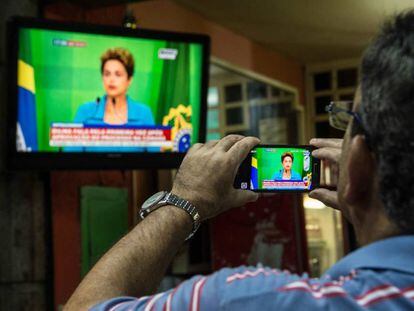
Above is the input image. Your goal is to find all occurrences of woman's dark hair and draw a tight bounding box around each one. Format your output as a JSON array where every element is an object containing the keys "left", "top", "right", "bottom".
[
  {"left": 359, "top": 10, "right": 414, "bottom": 233},
  {"left": 100, "top": 47, "right": 134, "bottom": 78},
  {"left": 281, "top": 152, "right": 294, "bottom": 163}
]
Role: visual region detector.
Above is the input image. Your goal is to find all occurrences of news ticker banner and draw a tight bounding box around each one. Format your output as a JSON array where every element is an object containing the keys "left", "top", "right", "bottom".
[
  {"left": 261, "top": 179, "right": 312, "bottom": 190},
  {"left": 49, "top": 123, "right": 175, "bottom": 148}
]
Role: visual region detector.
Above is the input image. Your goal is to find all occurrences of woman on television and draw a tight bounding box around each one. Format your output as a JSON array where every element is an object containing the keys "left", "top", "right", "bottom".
[
  {"left": 73, "top": 47, "right": 154, "bottom": 126},
  {"left": 65, "top": 47, "right": 155, "bottom": 152},
  {"left": 272, "top": 152, "right": 302, "bottom": 181}
]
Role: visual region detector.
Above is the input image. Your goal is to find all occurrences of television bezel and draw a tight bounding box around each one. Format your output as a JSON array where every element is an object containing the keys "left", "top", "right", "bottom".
[{"left": 6, "top": 16, "right": 210, "bottom": 170}]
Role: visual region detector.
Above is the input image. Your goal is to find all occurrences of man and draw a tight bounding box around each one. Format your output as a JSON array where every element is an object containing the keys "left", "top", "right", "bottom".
[{"left": 65, "top": 11, "right": 414, "bottom": 310}]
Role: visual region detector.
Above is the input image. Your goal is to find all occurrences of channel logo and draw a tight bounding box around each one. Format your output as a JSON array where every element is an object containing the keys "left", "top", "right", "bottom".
[{"left": 158, "top": 48, "right": 178, "bottom": 60}]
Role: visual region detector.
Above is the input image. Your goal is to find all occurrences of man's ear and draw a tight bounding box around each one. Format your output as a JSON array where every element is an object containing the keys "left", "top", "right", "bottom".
[{"left": 343, "top": 135, "right": 375, "bottom": 205}]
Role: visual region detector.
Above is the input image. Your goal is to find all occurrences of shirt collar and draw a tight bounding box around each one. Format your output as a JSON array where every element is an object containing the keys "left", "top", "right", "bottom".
[{"left": 324, "top": 235, "right": 414, "bottom": 279}]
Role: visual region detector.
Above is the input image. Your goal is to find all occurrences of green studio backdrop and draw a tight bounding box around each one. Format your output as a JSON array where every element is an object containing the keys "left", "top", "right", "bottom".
[
  {"left": 21, "top": 28, "right": 203, "bottom": 151},
  {"left": 255, "top": 148, "right": 310, "bottom": 187}
]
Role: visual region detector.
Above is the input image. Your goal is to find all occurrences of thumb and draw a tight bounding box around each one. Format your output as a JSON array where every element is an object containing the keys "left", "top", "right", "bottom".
[
  {"left": 230, "top": 189, "right": 259, "bottom": 208},
  {"left": 309, "top": 188, "right": 339, "bottom": 210}
]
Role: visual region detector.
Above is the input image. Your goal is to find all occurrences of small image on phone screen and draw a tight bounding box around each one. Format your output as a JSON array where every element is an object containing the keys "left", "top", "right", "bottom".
[{"left": 235, "top": 145, "right": 320, "bottom": 192}]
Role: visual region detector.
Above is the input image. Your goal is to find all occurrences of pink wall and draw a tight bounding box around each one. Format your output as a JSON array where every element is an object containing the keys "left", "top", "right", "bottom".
[{"left": 129, "top": 0, "right": 305, "bottom": 104}]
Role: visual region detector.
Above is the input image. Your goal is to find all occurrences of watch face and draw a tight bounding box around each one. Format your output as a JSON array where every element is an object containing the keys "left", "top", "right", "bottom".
[{"left": 142, "top": 191, "right": 166, "bottom": 210}]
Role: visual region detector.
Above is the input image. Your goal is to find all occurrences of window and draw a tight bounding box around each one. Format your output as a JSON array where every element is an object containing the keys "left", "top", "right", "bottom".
[
  {"left": 313, "top": 71, "right": 332, "bottom": 91},
  {"left": 207, "top": 109, "right": 219, "bottom": 129},
  {"left": 315, "top": 96, "right": 333, "bottom": 115},
  {"left": 225, "top": 107, "right": 244, "bottom": 126},
  {"left": 305, "top": 59, "right": 360, "bottom": 276},
  {"left": 224, "top": 84, "right": 242, "bottom": 103},
  {"left": 339, "top": 93, "right": 354, "bottom": 101},
  {"left": 337, "top": 68, "right": 357, "bottom": 88},
  {"left": 315, "top": 121, "right": 344, "bottom": 138},
  {"left": 209, "top": 63, "right": 299, "bottom": 144},
  {"left": 206, "top": 132, "right": 221, "bottom": 141},
  {"left": 208, "top": 87, "right": 219, "bottom": 107},
  {"left": 247, "top": 81, "right": 267, "bottom": 100},
  {"left": 307, "top": 60, "right": 360, "bottom": 140}
]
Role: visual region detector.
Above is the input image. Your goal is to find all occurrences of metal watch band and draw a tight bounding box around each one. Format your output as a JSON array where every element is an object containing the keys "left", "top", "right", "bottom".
[{"left": 166, "top": 192, "right": 201, "bottom": 241}]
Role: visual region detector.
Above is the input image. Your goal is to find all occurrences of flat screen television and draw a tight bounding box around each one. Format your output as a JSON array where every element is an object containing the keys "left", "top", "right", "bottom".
[{"left": 7, "top": 17, "right": 210, "bottom": 169}]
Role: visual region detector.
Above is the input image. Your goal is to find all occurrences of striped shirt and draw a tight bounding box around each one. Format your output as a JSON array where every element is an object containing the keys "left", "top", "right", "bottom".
[{"left": 91, "top": 235, "right": 414, "bottom": 310}]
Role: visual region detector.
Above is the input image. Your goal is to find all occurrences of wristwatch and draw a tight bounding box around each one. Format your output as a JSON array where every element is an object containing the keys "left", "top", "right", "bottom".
[{"left": 140, "top": 191, "right": 201, "bottom": 241}]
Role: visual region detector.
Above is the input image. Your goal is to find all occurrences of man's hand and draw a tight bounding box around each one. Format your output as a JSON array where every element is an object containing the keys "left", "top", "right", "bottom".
[
  {"left": 172, "top": 135, "right": 260, "bottom": 221},
  {"left": 309, "top": 138, "right": 343, "bottom": 210},
  {"left": 65, "top": 135, "right": 258, "bottom": 310},
  {"left": 311, "top": 138, "right": 342, "bottom": 163}
]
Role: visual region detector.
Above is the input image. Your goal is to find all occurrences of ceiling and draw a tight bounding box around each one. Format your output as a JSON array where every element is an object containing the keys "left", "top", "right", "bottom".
[{"left": 174, "top": 0, "right": 414, "bottom": 64}]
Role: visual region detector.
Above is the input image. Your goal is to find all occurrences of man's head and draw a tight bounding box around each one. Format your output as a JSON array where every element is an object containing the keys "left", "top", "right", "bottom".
[{"left": 338, "top": 11, "right": 414, "bottom": 237}]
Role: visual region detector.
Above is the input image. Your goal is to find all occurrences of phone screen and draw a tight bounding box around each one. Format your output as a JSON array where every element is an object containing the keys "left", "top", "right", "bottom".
[{"left": 234, "top": 145, "right": 320, "bottom": 192}]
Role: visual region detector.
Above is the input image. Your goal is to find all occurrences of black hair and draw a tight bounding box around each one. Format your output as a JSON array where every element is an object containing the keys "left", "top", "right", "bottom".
[
  {"left": 100, "top": 47, "right": 134, "bottom": 78},
  {"left": 281, "top": 152, "right": 294, "bottom": 163},
  {"left": 359, "top": 10, "right": 414, "bottom": 233}
]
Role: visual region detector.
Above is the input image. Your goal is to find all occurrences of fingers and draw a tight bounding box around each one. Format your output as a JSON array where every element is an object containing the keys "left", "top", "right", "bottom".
[
  {"left": 310, "top": 138, "right": 343, "bottom": 148},
  {"left": 312, "top": 147, "right": 341, "bottom": 163},
  {"left": 228, "top": 136, "right": 260, "bottom": 160},
  {"left": 215, "top": 135, "right": 244, "bottom": 152},
  {"left": 204, "top": 140, "right": 219, "bottom": 149},
  {"left": 188, "top": 143, "right": 204, "bottom": 154},
  {"left": 187, "top": 140, "right": 220, "bottom": 156},
  {"left": 309, "top": 188, "right": 340, "bottom": 210},
  {"left": 231, "top": 189, "right": 259, "bottom": 208}
]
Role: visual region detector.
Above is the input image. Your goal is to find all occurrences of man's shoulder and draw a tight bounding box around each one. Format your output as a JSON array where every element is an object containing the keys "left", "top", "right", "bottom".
[
  {"left": 219, "top": 265, "right": 414, "bottom": 309},
  {"left": 209, "top": 266, "right": 305, "bottom": 304},
  {"left": 91, "top": 264, "right": 414, "bottom": 310}
]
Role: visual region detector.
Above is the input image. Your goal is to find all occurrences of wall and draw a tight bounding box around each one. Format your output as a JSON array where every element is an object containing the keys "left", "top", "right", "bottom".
[
  {"left": 50, "top": 170, "right": 134, "bottom": 309},
  {"left": 44, "top": 1, "right": 126, "bottom": 25},
  {"left": 128, "top": 0, "right": 305, "bottom": 104},
  {"left": 0, "top": 1, "right": 51, "bottom": 310}
]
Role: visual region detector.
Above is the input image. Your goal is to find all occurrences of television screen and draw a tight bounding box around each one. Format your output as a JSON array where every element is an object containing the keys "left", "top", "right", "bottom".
[
  {"left": 250, "top": 146, "right": 314, "bottom": 191},
  {"left": 234, "top": 145, "right": 319, "bottom": 192},
  {"left": 7, "top": 17, "right": 209, "bottom": 169}
]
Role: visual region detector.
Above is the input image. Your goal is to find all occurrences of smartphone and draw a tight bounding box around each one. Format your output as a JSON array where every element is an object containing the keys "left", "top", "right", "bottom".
[{"left": 234, "top": 145, "right": 320, "bottom": 192}]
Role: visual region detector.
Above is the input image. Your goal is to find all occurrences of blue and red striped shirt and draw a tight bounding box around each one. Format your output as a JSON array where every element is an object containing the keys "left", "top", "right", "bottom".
[{"left": 92, "top": 235, "right": 414, "bottom": 310}]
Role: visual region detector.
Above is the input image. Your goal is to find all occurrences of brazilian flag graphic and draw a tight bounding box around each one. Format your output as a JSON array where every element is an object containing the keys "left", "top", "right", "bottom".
[
  {"left": 17, "top": 29, "right": 38, "bottom": 151},
  {"left": 250, "top": 155, "right": 258, "bottom": 189}
]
